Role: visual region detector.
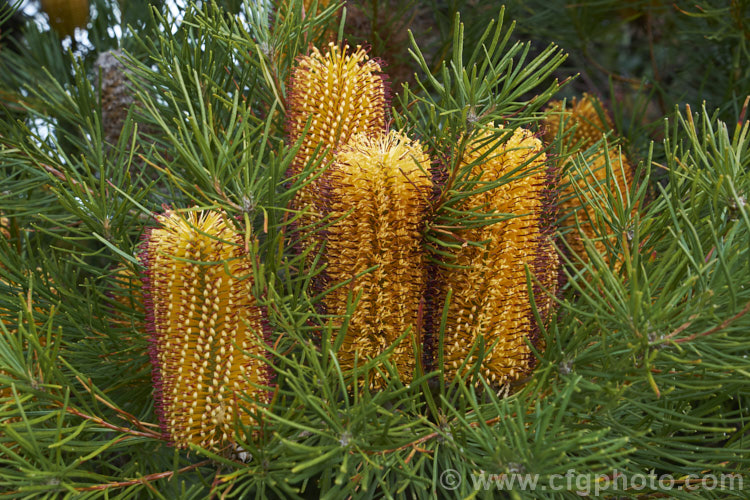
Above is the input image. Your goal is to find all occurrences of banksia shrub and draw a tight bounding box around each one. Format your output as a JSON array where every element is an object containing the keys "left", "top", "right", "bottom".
[
  {"left": 286, "top": 42, "right": 388, "bottom": 245},
  {"left": 7, "top": 2, "right": 750, "bottom": 497},
  {"left": 318, "top": 130, "right": 432, "bottom": 389},
  {"left": 435, "top": 127, "right": 559, "bottom": 387},
  {"left": 544, "top": 94, "right": 635, "bottom": 265},
  {"left": 140, "top": 210, "right": 272, "bottom": 452}
]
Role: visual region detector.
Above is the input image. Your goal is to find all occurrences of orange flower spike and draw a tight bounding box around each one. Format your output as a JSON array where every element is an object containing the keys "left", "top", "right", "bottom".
[
  {"left": 141, "top": 210, "right": 271, "bottom": 452},
  {"left": 441, "top": 127, "right": 559, "bottom": 387},
  {"left": 286, "top": 43, "right": 388, "bottom": 225},
  {"left": 320, "top": 130, "right": 432, "bottom": 389},
  {"left": 544, "top": 93, "right": 614, "bottom": 150},
  {"left": 544, "top": 94, "right": 635, "bottom": 265},
  {"left": 41, "top": 0, "right": 89, "bottom": 38}
]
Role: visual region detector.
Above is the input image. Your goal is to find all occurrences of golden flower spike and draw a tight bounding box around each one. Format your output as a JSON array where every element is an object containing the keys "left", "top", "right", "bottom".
[
  {"left": 140, "top": 210, "right": 271, "bottom": 452},
  {"left": 438, "top": 126, "right": 560, "bottom": 388},
  {"left": 319, "top": 130, "right": 432, "bottom": 390},
  {"left": 544, "top": 94, "right": 635, "bottom": 266},
  {"left": 544, "top": 93, "right": 614, "bottom": 150},
  {"left": 286, "top": 42, "right": 388, "bottom": 255},
  {"left": 41, "top": 0, "right": 89, "bottom": 39}
]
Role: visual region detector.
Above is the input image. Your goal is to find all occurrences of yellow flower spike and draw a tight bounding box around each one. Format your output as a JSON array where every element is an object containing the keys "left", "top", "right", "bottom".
[
  {"left": 286, "top": 43, "right": 388, "bottom": 250},
  {"left": 544, "top": 94, "right": 635, "bottom": 266},
  {"left": 319, "top": 130, "right": 432, "bottom": 390},
  {"left": 41, "top": 0, "right": 89, "bottom": 39},
  {"left": 141, "top": 210, "right": 271, "bottom": 451},
  {"left": 562, "top": 148, "right": 635, "bottom": 264},
  {"left": 544, "top": 93, "right": 614, "bottom": 150},
  {"left": 439, "top": 127, "right": 560, "bottom": 388},
  {"left": 302, "top": 0, "right": 333, "bottom": 14}
]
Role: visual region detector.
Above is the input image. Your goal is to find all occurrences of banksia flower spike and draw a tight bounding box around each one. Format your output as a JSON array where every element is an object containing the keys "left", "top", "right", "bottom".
[
  {"left": 286, "top": 42, "right": 388, "bottom": 249},
  {"left": 302, "top": 0, "right": 333, "bottom": 14},
  {"left": 544, "top": 94, "right": 635, "bottom": 265},
  {"left": 0, "top": 216, "right": 8, "bottom": 240},
  {"left": 41, "top": 0, "right": 89, "bottom": 38},
  {"left": 544, "top": 93, "right": 614, "bottom": 150},
  {"left": 437, "top": 126, "right": 559, "bottom": 387},
  {"left": 140, "top": 210, "right": 272, "bottom": 451},
  {"left": 319, "top": 130, "right": 432, "bottom": 389}
]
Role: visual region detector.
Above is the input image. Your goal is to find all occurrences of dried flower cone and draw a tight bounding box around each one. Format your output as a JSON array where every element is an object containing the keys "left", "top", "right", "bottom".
[
  {"left": 320, "top": 131, "right": 432, "bottom": 389},
  {"left": 95, "top": 50, "right": 136, "bottom": 148},
  {"left": 544, "top": 94, "right": 635, "bottom": 266},
  {"left": 0, "top": 216, "right": 8, "bottom": 240},
  {"left": 141, "top": 210, "right": 271, "bottom": 451},
  {"left": 439, "top": 127, "right": 559, "bottom": 387},
  {"left": 286, "top": 43, "right": 387, "bottom": 251},
  {"left": 41, "top": 0, "right": 89, "bottom": 38}
]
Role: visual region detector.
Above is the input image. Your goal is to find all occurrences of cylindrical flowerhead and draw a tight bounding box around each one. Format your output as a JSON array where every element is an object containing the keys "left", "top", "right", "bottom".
[
  {"left": 277, "top": 0, "right": 334, "bottom": 20},
  {"left": 318, "top": 130, "right": 432, "bottom": 389},
  {"left": 544, "top": 94, "right": 635, "bottom": 266},
  {"left": 0, "top": 216, "right": 8, "bottom": 240},
  {"left": 140, "top": 210, "right": 272, "bottom": 451},
  {"left": 41, "top": 0, "right": 89, "bottom": 38},
  {"left": 437, "top": 127, "right": 560, "bottom": 387},
  {"left": 543, "top": 93, "right": 614, "bottom": 150},
  {"left": 302, "top": 0, "right": 333, "bottom": 14},
  {"left": 1, "top": 276, "right": 52, "bottom": 401},
  {"left": 560, "top": 148, "right": 635, "bottom": 264},
  {"left": 286, "top": 43, "right": 388, "bottom": 236}
]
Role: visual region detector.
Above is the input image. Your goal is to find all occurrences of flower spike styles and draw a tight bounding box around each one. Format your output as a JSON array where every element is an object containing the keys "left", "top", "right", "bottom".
[
  {"left": 544, "top": 93, "right": 614, "bottom": 150},
  {"left": 438, "top": 127, "right": 560, "bottom": 388},
  {"left": 544, "top": 94, "right": 635, "bottom": 265},
  {"left": 286, "top": 43, "right": 388, "bottom": 244},
  {"left": 319, "top": 130, "right": 432, "bottom": 389},
  {"left": 140, "top": 210, "right": 272, "bottom": 452}
]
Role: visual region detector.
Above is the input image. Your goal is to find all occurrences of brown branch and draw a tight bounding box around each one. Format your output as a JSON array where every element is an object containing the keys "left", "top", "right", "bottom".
[
  {"left": 672, "top": 301, "right": 750, "bottom": 344},
  {"left": 363, "top": 413, "right": 514, "bottom": 456},
  {"left": 663, "top": 314, "right": 699, "bottom": 341},
  {"left": 74, "top": 460, "right": 211, "bottom": 492},
  {"left": 62, "top": 406, "right": 164, "bottom": 440},
  {"left": 74, "top": 375, "right": 161, "bottom": 434}
]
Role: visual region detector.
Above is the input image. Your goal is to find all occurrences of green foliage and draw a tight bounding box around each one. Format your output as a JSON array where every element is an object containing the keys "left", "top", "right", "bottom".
[{"left": 0, "top": 0, "right": 749, "bottom": 498}]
